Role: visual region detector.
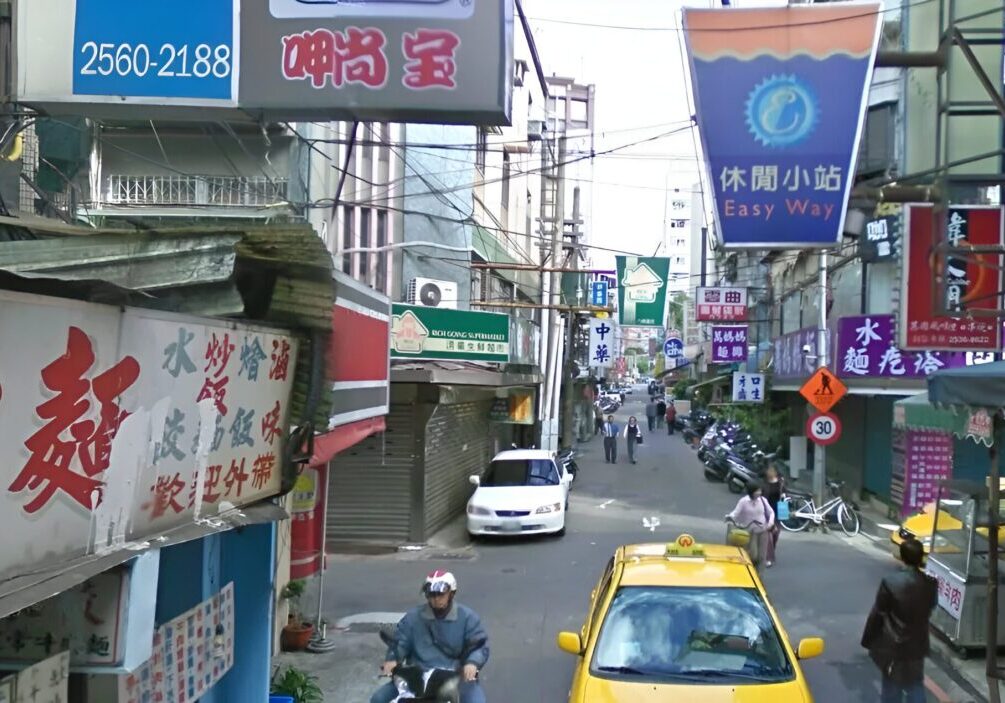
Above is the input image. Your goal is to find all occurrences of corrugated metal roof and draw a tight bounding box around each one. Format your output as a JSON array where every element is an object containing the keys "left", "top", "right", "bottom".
[{"left": 0, "top": 220, "right": 336, "bottom": 431}]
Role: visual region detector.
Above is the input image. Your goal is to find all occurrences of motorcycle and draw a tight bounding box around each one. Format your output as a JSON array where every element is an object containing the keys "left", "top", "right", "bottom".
[
  {"left": 724, "top": 446, "right": 781, "bottom": 494},
  {"left": 557, "top": 447, "right": 579, "bottom": 480},
  {"left": 682, "top": 411, "right": 715, "bottom": 445},
  {"left": 704, "top": 430, "right": 757, "bottom": 484},
  {"left": 378, "top": 627, "right": 487, "bottom": 703}
]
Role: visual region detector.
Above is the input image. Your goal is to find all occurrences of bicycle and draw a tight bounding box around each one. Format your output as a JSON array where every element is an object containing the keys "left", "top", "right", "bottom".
[{"left": 779, "top": 480, "right": 860, "bottom": 536}]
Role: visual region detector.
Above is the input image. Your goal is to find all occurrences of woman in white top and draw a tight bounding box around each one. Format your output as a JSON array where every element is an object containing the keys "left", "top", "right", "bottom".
[{"left": 623, "top": 416, "right": 642, "bottom": 464}]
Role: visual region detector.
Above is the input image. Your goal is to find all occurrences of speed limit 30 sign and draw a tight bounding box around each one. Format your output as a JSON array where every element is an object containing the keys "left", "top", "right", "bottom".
[{"left": 806, "top": 412, "right": 842, "bottom": 446}]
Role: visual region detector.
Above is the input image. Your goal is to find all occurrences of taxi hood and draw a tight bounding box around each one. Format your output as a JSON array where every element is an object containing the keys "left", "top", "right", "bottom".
[{"left": 583, "top": 676, "right": 809, "bottom": 703}]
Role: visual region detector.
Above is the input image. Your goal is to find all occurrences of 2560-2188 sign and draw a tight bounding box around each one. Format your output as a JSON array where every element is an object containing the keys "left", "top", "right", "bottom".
[{"left": 78, "top": 42, "right": 233, "bottom": 81}]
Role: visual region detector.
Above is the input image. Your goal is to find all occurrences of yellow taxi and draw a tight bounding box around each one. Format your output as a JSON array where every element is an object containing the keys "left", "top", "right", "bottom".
[
  {"left": 890, "top": 502, "right": 960, "bottom": 561},
  {"left": 556, "top": 534, "right": 824, "bottom": 702}
]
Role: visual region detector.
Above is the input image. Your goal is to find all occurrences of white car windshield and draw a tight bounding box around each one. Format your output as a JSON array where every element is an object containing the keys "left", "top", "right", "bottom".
[
  {"left": 591, "top": 586, "right": 793, "bottom": 684},
  {"left": 482, "top": 459, "right": 559, "bottom": 487}
]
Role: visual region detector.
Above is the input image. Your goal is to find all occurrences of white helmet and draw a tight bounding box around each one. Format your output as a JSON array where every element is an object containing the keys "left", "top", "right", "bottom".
[{"left": 423, "top": 569, "right": 457, "bottom": 595}]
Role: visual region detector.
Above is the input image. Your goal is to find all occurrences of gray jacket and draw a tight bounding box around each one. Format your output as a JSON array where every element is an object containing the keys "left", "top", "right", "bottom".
[{"left": 386, "top": 603, "right": 490, "bottom": 671}]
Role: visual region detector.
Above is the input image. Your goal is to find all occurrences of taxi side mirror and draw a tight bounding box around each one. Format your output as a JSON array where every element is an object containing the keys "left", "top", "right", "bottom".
[
  {"left": 796, "top": 637, "right": 825, "bottom": 660},
  {"left": 557, "top": 631, "right": 584, "bottom": 656},
  {"left": 469, "top": 475, "right": 480, "bottom": 486}
]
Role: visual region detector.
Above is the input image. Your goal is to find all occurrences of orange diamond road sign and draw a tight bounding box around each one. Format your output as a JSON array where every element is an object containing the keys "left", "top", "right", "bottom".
[{"left": 799, "top": 366, "right": 847, "bottom": 414}]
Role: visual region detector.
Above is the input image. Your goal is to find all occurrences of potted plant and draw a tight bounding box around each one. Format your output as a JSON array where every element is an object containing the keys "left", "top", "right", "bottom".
[
  {"left": 280, "top": 580, "right": 314, "bottom": 651},
  {"left": 270, "top": 665, "right": 323, "bottom": 703}
]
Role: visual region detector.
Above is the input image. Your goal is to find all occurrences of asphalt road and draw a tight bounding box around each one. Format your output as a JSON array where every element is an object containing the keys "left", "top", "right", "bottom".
[{"left": 322, "top": 389, "right": 914, "bottom": 702}]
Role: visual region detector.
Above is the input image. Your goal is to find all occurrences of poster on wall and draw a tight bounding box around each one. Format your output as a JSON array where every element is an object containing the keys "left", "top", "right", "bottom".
[{"left": 119, "top": 583, "right": 235, "bottom": 703}]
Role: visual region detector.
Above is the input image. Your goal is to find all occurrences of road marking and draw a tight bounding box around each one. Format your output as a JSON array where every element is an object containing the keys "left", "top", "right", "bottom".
[
  {"left": 643, "top": 516, "right": 661, "bottom": 532},
  {"left": 597, "top": 499, "right": 615, "bottom": 509}
]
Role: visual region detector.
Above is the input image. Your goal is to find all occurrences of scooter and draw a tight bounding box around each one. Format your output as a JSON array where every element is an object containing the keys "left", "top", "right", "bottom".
[
  {"left": 725, "top": 447, "right": 781, "bottom": 493},
  {"left": 378, "top": 627, "right": 487, "bottom": 703}
]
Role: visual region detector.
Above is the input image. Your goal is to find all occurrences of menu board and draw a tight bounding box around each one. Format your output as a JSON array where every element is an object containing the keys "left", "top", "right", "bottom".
[
  {"left": 902, "top": 430, "right": 954, "bottom": 515},
  {"left": 890, "top": 428, "right": 907, "bottom": 513}
]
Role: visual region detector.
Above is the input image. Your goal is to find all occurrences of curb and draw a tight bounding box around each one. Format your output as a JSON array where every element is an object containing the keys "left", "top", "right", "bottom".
[{"left": 926, "top": 674, "right": 957, "bottom": 703}]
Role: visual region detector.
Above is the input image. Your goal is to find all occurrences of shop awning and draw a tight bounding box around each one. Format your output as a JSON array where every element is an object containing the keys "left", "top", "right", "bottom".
[
  {"left": 0, "top": 501, "right": 287, "bottom": 621},
  {"left": 686, "top": 374, "right": 730, "bottom": 395},
  {"left": 893, "top": 391, "right": 995, "bottom": 446}
]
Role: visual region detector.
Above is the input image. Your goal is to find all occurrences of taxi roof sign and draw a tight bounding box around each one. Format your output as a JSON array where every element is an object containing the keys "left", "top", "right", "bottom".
[{"left": 666, "top": 533, "right": 705, "bottom": 558}]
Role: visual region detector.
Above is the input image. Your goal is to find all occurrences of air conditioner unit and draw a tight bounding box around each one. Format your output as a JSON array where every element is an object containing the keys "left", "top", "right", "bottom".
[{"left": 407, "top": 277, "right": 458, "bottom": 309}]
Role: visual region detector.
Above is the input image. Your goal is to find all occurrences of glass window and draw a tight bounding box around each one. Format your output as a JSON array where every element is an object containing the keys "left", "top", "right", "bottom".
[
  {"left": 482, "top": 459, "right": 559, "bottom": 487},
  {"left": 591, "top": 586, "right": 794, "bottom": 684},
  {"left": 475, "top": 128, "right": 487, "bottom": 173}
]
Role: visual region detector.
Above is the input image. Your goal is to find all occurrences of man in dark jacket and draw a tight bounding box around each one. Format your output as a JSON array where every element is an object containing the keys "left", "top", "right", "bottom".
[
  {"left": 655, "top": 398, "right": 667, "bottom": 429},
  {"left": 644, "top": 399, "right": 658, "bottom": 431},
  {"left": 861, "top": 538, "right": 937, "bottom": 703}
]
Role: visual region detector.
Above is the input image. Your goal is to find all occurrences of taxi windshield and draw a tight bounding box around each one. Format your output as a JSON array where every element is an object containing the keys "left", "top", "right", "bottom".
[{"left": 591, "top": 586, "right": 794, "bottom": 684}]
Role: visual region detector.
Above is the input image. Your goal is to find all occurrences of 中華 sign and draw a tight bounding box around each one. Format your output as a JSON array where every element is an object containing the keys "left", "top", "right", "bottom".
[
  {"left": 390, "top": 304, "right": 509, "bottom": 363},
  {"left": 683, "top": 5, "right": 881, "bottom": 248},
  {"left": 589, "top": 317, "right": 616, "bottom": 369}
]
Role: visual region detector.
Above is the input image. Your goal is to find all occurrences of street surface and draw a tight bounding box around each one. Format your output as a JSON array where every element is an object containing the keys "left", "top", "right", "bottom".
[{"left": 323, "top": 388, "right": 924, "bottom": 702}]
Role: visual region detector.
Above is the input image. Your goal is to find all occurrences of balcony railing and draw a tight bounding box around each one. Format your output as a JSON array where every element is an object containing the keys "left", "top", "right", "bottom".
[{"left": 105, "top": 175, "right": 288, "bottom": 208}]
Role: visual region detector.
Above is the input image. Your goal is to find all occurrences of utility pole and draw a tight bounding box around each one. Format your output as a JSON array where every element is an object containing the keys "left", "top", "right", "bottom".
[
  {"left": 813, "top": 251, "right": 829, "bottom": 506},
  {"left": 561, "top": 186, "right": 583, "bottom": 448}
]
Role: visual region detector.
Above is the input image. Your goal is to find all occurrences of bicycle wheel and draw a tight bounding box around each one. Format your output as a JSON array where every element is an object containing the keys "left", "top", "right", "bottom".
[
  {"left": 780, "top": 497, "right": 812, "bottom": 532},
  {"left": 838, "top": 503, "right": 860, "bottom": 536}
]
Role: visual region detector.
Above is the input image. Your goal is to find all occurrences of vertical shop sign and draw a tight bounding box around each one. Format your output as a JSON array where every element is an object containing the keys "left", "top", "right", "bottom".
[
  {"left": 615, "top": 257, "right": 671, "bottom": 327},
  {"left": 900, "top": 205, "right": 1002, "bottom": 351},
  {"left": 290, "top": 465, "right": 327, "bottom": 580},
  {"left": 589, "top": 317, "right": 616, "bottom": 368}
]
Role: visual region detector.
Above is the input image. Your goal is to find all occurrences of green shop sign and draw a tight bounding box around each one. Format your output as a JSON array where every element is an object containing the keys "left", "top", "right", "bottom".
[
  {"left": 391, "top": 304, "right": 510, "bottom": 363},
  {"left": 615, "top": 256, "right": 671, "bottom": 327}
]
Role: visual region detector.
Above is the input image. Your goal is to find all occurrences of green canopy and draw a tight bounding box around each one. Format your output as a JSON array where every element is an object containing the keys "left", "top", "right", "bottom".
[{"left": 893, "top": 391, "right": 995, "bottom": 446}]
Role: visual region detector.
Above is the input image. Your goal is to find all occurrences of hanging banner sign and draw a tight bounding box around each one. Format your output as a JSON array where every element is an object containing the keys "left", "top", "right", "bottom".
[
  {"left": 615, "top": 256, "right": 671, "bottom": 327},
  {"left": 731, "top": 372, "right": 765, "bottom": 403},
  {"left": 900, "top": 205, "right": 1003, "bottom": 351},
  {"left": 589, "top": 317, "right": 616, "bottom": 368},
  {"left": 683, "top": 5, "right": 882, "bottom": 248}
]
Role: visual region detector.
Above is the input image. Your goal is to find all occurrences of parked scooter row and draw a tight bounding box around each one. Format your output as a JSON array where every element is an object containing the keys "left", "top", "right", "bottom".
[{"left": 689, "top": 416, "right": 780, "bottom": 494}]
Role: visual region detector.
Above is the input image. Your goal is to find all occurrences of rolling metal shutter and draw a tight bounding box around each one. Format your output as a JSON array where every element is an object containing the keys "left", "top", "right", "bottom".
[
  {"left": 423, "top": 400, "right": 495, "bottom": 538},
  {"left": 326, "top": 403, "right": 416, "bottom": 543}
]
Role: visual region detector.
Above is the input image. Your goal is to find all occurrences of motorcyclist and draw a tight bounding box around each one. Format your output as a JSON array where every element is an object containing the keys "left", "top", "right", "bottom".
[{"left": 371, "top": 570, "right": 490, "bottom": 703}]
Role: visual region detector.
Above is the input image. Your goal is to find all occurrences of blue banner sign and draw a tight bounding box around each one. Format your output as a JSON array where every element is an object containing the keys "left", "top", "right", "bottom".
[
  {"left": 73, "top": 0, "right": 237, "bottom": 101},
  {"left": 683, "top": 5, "right": 881, "bottom": 248}
]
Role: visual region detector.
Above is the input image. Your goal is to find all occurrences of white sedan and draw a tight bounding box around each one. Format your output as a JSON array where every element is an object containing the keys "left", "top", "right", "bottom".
[{"left": 466, "top": 449, "right": 573, "bottom": 537}]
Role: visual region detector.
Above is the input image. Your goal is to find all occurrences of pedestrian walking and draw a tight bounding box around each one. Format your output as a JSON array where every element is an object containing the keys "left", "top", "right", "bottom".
[
  {"left": 762, "top": 465, "right": 784, "bottom": 567},
  {"left": 655, "top": 398, "right": 667, "bottom": 429},
  {"left": 594, "top": 403, "right": 604, "bottom": 436},
  {"left": 623, "top": 416, "right": 642, "bottom": 464},
  {"left": 644, "top": 399, "right": 657, "bottom": 431},
  {"left": 665, "top": 402, "right": 677, "bottom": 435},
  {"left": 725, "top": 484, "right": 774, "bottom": 568},
  {"left": 601, "top": 415, "right": 620, "bottom": 464},
  {"left": 861, "top": 537, "right": 937, "bottom": 703}
]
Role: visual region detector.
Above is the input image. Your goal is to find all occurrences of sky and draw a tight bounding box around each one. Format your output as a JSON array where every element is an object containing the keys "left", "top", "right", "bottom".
[{"left": 526, "top": 0, "right": 710, "bottom": 270}]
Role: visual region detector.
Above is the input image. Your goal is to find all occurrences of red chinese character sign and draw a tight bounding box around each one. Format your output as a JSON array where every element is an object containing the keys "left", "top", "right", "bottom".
[
  {"left": 695, "top": 287, "right": 747, "bottom": 322},
  {"left": 900, "top": 205, "right": 1003, "bottom": 351},
  {"left": 926, "top": 557, "right": 966, "bottom": 620},
  {"left": 0, "top": 293, "right": 298, "bottom": 578}
]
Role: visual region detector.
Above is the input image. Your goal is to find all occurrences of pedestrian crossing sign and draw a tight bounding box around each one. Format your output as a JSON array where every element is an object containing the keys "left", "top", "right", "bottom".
[{"left": 799, "top": 366, "right": 847, "bottom": 414}]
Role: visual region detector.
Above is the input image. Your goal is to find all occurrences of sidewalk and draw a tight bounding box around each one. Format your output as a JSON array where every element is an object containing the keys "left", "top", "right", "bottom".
[{"left": 785, "top": 472, "right": 989, "bottom": 702}]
